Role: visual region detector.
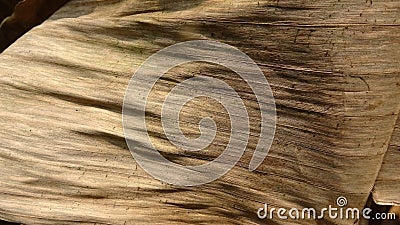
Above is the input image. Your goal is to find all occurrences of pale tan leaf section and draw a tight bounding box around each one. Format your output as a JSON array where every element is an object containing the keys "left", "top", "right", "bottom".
[
  {"left": 373, "top": 115, "right": 400, "bottom": 205},
  {"left": 0, "top": 0, "right": 399, "bottom": 224}
]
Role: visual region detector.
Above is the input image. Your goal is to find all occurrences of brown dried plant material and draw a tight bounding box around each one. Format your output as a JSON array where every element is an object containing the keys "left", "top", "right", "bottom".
[
  {"left": 0, "top": 0, "right": 399, "bottom": 224},
  {"left": 0, "top": 0, "right": 68, "bottom": 52},
  {"left": 0, "top": 0, "right": 21, "bottom": 22}
]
